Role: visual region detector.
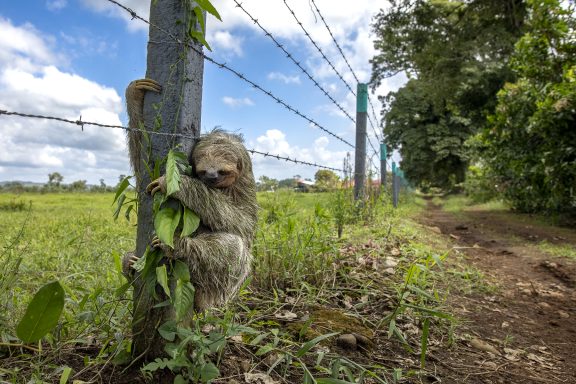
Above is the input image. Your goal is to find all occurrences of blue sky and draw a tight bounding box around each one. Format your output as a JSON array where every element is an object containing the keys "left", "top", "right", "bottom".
[{"left": 0, "top": 0, "right": 405, "bottom": 185}]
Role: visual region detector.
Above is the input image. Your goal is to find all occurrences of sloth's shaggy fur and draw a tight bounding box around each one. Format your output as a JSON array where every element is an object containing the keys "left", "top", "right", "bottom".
[
  {"left": 124, "top": 79, "right": 258, "bottom": 311},
  {"left": 153, "top": 130, "right": 258, "bottom": 310}
]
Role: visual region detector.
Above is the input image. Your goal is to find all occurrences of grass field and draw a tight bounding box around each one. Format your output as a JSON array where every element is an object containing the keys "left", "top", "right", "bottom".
[{"left": 0, "top": 189, "right": 461, "bottom": 383}]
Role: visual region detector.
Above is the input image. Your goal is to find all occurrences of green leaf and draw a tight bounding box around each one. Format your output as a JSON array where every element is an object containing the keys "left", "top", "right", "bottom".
[
  {"left": 166, "top": 150, "right": 181, "bottom": 196},
  {"left": 59, "top": 366, "right": 72, "bottom": 384},
  {"left": 113, "top": 176, "right": 131, "bottom": 204},
  {"left": 154, "top": 206, "right": 181, "bottom": 248},
  {"left": 200, "top": 362, "right": 220, "bottom": 382},
  {"left": 189, "top": 30, "right": 212, "bottom": 51},
  {"left": 316, "top": 379, "right": 355, "bottom": 384},
  {"left": 173, "top": 260, "right": 191, "bottom": 282},
  {"left": 420, "top": 318, "right": 430, "bottom": 368},
  {"left": 255, "top": 344, "right": 275, "bottom": 356},
  {"left": 196, "top": 0, "right": 222, "bottom": 21},
  {"left": 174, "top": 375, "right": 187, "bottom": 384},
  {"left": 112, "top": 193, "right": 126, "bottom": 221},
  {"left": 296, "top": 332, "right": 338, "bottom": 357},
  {"left": 156, "top": 265, "right": 171, "bottom": 298},
  {"left": 181, "top": 207, "right": 200, "bottom": 237},
  {"left": 174, "top": 280, "right": 195, "bottom": 321},
  {"left": 158, "top": 320, "right": 177, "bottom": 342},
  {"left": 16, "top": 281, "right": 65, "bottom": 343}
]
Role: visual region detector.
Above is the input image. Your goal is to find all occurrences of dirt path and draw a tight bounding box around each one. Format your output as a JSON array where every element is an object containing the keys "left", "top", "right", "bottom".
[{"left": 419, "top": 200, "right": 576, "bottom": 383}]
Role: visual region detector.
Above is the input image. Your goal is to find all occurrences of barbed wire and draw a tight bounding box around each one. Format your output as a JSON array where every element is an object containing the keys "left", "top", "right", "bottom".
[
  {"left": 0, "top": 109, "right": 345, "bottom": 173},
  {"left": 309, "top": 0, "right": 359, "bottom": 84},
  {"left": 282, "top": 0, "right": 356, "bottom": 97},
  {"left": 104, "top": 0, "right": 354, "bottom": 148},
  {"left": 368, "top": 95, "right": 382, "bottom": 141},
  {"left": 232, "top": 0, "right": 355, "bottom": 124}
]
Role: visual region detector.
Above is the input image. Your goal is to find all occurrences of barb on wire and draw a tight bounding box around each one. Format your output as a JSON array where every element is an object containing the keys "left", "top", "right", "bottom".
[
  {"left": 104, "top": 0, "right": 354, "bottom": 149},
  {"left": 368, "top": 95, "right": 382, "bottom": 140},
  {"left": 232, "top": 0, "right": 355, "bottom": 124},
  {"left": 309, "top": 0, "right": 359, "bottom": 85},
  {"left": 0, "top": 109, "right": 345, "bottom": 172},
  {"left": 282, "top": 0, "right": 356, "bottom": 97}
]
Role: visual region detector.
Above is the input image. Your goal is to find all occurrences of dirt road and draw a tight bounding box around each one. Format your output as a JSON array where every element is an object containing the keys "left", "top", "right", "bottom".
[{"left": 419, "top": 199, "right": 576, "bottom": 383}]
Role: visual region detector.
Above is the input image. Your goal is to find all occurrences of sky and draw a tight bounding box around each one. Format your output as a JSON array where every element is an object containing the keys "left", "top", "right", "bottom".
[{"left": 0, "top": 0, "right": 405, "bottom": 186}]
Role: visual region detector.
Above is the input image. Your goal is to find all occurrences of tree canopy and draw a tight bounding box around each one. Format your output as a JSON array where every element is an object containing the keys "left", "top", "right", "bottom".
[
  {"left": 478, "top": 0, "right": 576, "bottom": 215},
  {"left": 371, "top": 0, "right": 526, "bottom": 188}
]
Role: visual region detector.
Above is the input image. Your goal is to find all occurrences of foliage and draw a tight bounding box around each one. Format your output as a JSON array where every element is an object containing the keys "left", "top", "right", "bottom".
[
  {"left": 371, "top": 0, "right": 526, "bottom": 189},
  {"left": 257, "top": 175, "right": 279, "bottom": 192},
  {"left": 47, "top": 172, "right": 63, "bottom": 187},
  {"left": 16, "top": 281, "right": 65, "bottom": 343},
  {"left": 462, "top": 164, "right": 500, "bottom": 203},
  {"left": 314, "top": 170, "right": 340, "bottom": 192},
  {"left": 479, "top": 0, "right": 576, "bottom": 215}
]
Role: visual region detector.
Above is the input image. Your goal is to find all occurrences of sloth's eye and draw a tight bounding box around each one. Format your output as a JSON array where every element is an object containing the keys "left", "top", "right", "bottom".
[
  {"left": 197, "top": 170, "right": 206, "bottom": 176},
  {"left": 218, "top": 170, "right": 231, "bottom": 176}
]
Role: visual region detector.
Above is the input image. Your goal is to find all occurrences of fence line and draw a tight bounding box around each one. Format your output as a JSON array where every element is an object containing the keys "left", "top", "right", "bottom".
[
  {"left": 0, "top": 109, "right": 346, "bottom": 173},
  {"left": 309, "top": 0, "right": 359, "bottom": 85},
  {"left": 282, "top": 0, "right": 356, "bottom": 97},
  {"left": 232, "top": 0, "right": 355, "bottom": 124},
  {"left": 104, "top": 0, "right": 355, "bottom": 148}
]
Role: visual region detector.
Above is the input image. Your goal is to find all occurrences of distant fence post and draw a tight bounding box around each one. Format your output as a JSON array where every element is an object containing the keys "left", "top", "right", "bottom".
[
  {"left": 131, "top": 0, "right": 205, "bottom": 360},
  {"left": 392, "top": 161, "right": 398, "bottom": 208},
  {"left": 380, "top": 142, "right": 387, "bottom": 189},
  {"left": 354, "top": 83, "right": 368, "bottom": 200}
]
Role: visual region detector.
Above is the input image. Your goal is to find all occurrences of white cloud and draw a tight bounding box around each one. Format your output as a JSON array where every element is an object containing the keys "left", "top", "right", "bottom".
[
  {"left": 249, "top": 129, "right": 349, "bottom": 180},
  {"left": 0, "top": 18, "right": 127, "bottom": 185},
  {"left": 267, "top": 72, "right": 301, "bottom": 85},
  {"left": 208, "top": 30, "right": 244, "bottom": 57},
  {"left": 222, "top": 96, "right": 254, "bottom": 107}
]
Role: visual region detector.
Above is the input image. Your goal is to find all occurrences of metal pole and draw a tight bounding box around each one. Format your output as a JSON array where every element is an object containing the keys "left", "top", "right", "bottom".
[
  {"left": 132, "top": 0, "right": 205, "bottom": 360},
  {"left": 380, "top": 143, "right": 386, "bottom": 189},
  {"left": 392, "top": 161, "right": 398, "bottom": 208},
  {"left": 354, "top": 83, "right": 367, "bottom": 200}
]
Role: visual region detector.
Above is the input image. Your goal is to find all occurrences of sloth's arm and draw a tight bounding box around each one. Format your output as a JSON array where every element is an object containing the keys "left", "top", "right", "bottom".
[{"left": 150, "top": 175, "right": 256, "bottom": 237}]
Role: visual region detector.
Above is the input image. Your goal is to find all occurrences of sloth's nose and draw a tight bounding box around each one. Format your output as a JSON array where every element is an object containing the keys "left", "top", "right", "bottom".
[{"left": 205, "top": 170, "right": 219, "bottom": 180}]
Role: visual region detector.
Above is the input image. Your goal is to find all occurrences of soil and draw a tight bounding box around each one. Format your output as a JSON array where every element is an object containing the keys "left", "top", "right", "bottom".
[{"left": 418, "top": 199, "right": 576, "bottom": 383}]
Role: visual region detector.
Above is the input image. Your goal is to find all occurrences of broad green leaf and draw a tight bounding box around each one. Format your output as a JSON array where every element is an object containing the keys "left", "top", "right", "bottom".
[
  {"left": 165, "top": 150, "right": 181, "bottom": 196},
  {"left": 181, "top": 207, "right": 200, "bottom": 237},
  {"left": 174, "top": 375, "right": 187, "bottom": 384},
  {"left": 158, "top": 320, "right": 177, "bottom": 342},
  {"left": 173, "top": 260, "right": 190, "bottom": 282},
  {"left": 59, "top": 366, "right": 72, "bottom": 384},
  {"left": 16, "top": 281, "right": 65, "bottom": 343},
  {"left": 200, "top": 362, "right": 220, "bottom": 382},
  {"left": 296, "top": 332, "right": 338, "bottom": 357},
  {"left": 156, "top": 265, "right": 171, "bottom": 298},
  {"left": 196, "top": 0, "right": 222, "bottom": 21},
  {"left": 154, "top": 206, "right": 181, "bottom": 248},
  {"left": 174, "top": 280, "right": 195, "bottom": 321}
]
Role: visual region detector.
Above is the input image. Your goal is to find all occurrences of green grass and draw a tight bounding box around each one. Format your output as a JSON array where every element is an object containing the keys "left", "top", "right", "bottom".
[
  {"left": 0, "top": 189, "right": 466, "bottom": 383},
  {"left": 534, "top": 241, "right": 576, "bottom": 260},
  {"left": 439, "top": 195, "right": 507, "bottom": 214}
]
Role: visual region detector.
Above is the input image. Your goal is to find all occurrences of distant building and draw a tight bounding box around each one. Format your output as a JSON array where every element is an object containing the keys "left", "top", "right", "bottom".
[{"left": 294, "top": 179, "right": 315, "bottom": 192}]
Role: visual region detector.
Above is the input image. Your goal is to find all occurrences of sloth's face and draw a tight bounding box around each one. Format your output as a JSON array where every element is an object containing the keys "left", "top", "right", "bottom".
[{"left": 192, "top": 147, "right": 240, "bottom": 189}]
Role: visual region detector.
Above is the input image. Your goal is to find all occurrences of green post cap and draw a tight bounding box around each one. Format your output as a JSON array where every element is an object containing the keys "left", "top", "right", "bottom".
[{"left": 356, "top": 83, "right": 368, "bottom": 113}]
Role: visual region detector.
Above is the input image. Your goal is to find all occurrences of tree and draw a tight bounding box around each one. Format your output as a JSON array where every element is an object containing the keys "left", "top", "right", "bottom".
[
  {"left": 371, "top": 0, "right": 526, "bottom": 188},
  {"left": 315, "top": 170, "right": 340, "bottom": 191},
  {"left": 278, "top": 178, "right": 297, "bottom": 189},
  {"left": 257, "top": 175, "right": 278, "bottom": 192},
  {"left": 69, "top": 180, "right": 87, "bottom": 191},
  {"left": 47, "top": 172, "right": 63, "bottom": 187},
  {"left": 479, "top": 0, "right": 576, "bottom": 215}
]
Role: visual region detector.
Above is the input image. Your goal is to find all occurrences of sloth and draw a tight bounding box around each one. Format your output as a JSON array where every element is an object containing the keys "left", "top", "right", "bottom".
[{"left": 123, "top": 79, "right": 258, "bottom": 311}]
